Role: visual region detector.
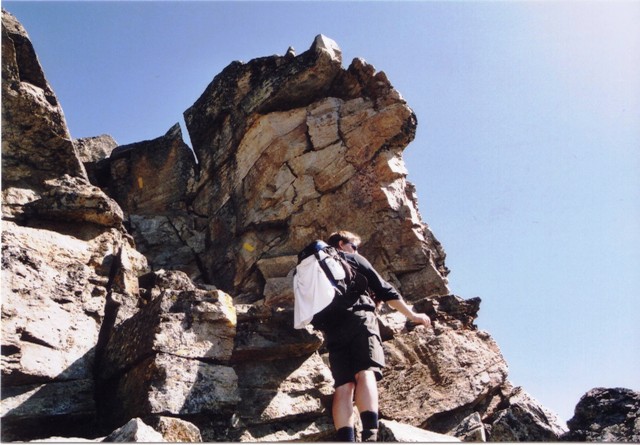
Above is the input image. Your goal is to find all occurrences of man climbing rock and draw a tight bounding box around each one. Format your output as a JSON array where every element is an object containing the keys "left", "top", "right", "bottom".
[{"left": 322, "top": 230, "right": 432, "bottom": 442}]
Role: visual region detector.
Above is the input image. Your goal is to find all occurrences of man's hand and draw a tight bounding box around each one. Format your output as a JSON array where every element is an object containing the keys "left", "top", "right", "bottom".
[
  {"left": 387, "top": 299, "right": 432, "bottom": 328},
  {"left": 409, "top": 312, "right": 431, "bottom": 328}
]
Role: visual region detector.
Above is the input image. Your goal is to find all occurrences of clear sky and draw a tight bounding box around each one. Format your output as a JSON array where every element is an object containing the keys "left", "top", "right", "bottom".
[{"left": 4, "top": 0, "right": 639, "bottom": 425}]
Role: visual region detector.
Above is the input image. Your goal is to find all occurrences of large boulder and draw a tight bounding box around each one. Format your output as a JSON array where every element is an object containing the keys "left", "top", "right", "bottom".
[
  {"left": 562, "top": 387, "right": 640, "bottom": 442},
  {"left": 97, "top": 270, "right": 239, "bottom": 432},
  {"left": 99, "top": 270, "right": 237, "bottom": 380},
  {"left": 379, "top": 324, "right": 509, "bottom": 428}
]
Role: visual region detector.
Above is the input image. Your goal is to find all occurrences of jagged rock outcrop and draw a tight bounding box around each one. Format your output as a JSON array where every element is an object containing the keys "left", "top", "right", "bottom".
[
  {"left": 1, "top": 8, "right": 85, "bottom": 218},
  {"left": 562, "top": 387, "right": 640, "bottom": 442},
  {"left": 486, "top": 385, "right": 569, "bottom": 441},
  {"left": 1, "top": 7, "right": 581, "bottom": 442},
  {"left": 105, "top": 124, "right": 196, "bottom": 216},
  {"left": 379, "top": 320, "right": 509, "bottom": 428},
  {"left": 1, "top": 9, "right": 146, "bottom": 441},
  {"left": 181, "top": 35, "right": 449, "bottom": 300},
  {"left": 1, "top": 10, "right": 121, "bottom": 230}
]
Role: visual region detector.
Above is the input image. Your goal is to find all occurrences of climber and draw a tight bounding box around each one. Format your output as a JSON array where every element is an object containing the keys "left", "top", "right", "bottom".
[{"left": 323, "top": 230, "right": 431, "bottom": 442}]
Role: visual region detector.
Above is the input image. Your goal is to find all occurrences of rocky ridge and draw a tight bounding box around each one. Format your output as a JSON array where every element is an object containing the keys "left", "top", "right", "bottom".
[{"left": 2, "top": 8, "right": 634, "bottom": 442}]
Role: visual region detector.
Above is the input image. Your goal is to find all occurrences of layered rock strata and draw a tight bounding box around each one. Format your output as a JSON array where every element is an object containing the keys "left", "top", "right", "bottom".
[{"left": 179, "top": 34, "right": 450, "bottom": 300}]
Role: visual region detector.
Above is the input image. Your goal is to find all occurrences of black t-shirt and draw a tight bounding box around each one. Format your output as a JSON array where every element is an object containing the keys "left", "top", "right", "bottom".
[
  {"left": 341, "top": 252, "right": 402, "bottom": 303},
  {"left": 311, "top": 251, "right": 402, "bottom": 332}
]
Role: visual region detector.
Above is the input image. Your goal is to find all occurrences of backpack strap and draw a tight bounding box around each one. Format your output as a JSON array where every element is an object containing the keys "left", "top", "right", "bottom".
[{"left": 298, "top": 240, "right": 329, "bottom": 264}]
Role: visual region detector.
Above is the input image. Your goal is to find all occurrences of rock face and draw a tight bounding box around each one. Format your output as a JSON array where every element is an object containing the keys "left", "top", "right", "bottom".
[
  {"left": 562, "top": 387, "right": 640, "bottom": 442},
  {"left": 1, "top": 8, "right": 85, "bottom": 216},
  {"left": 1, "top": 9, "right": 145, "bottom": 441},
  {"left": 181, "top": 34, "right": 449, "bottom": 299},
  {"left": 0, "top": 7, "right": 585, "bottom": 442}
]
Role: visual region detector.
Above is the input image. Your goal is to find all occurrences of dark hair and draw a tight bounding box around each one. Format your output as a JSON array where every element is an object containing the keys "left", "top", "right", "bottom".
[{"left": 327, "top": 230, "right": 361, "bottom": 248}]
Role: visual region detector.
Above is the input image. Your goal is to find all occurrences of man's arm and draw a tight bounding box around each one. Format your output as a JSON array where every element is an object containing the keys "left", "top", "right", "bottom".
[
  {"left": 387, "top": 299, "right": 431, "bottom": 328},
  {"left": 347, "top": 252, "right": 431, "bottom": 327},
  {"left": 348, "top": 253, "right": 402, "bottom": 301}
]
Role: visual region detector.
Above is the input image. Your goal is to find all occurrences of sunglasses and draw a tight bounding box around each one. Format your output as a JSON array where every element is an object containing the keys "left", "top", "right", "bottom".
[{"left": 346, "top": 242, "right": 358, "bottom": 251}]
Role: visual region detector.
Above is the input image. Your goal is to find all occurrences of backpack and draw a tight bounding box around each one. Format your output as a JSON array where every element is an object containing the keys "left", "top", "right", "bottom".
[{"left": 292, "top": 240, "right": 355, "bottom": 329}]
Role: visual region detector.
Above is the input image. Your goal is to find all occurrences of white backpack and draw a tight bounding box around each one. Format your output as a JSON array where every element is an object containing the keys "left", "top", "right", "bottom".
[{"left": 293, "top": 241, "right": 347, "bottom": 329}]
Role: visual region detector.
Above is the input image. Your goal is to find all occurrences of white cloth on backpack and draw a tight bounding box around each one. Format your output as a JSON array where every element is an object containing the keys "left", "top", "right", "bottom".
[{"left": 293, "top": 253, "right": 336, "bottom": 329}]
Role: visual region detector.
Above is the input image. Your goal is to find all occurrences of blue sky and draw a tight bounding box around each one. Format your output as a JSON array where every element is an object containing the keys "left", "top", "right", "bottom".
[{"left": 5, "top": 1, "right": 639, "bottom": 424}]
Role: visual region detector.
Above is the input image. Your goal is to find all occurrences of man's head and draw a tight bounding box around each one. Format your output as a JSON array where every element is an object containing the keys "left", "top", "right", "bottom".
[{"left": 328, "top": 230, "right": 361, "bottom": 254}]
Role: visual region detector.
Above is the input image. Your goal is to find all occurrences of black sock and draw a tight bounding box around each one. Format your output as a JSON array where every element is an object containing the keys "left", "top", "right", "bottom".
[
  {"left": 336, "top": 426, "right": 355, "bottom": 442},
  {"left": 360, "top": 411, "right": 379, "bottom": 441},
  {"left": 360, "top": 410, "right": 379, "bottom": 430}
]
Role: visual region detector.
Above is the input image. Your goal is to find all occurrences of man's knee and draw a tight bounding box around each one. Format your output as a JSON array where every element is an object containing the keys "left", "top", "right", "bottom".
[
  {"left": 334, "top": 382, "right": 356, "bottom": 400},
  {"left": 355, "top": 370, "right": 375, "bottom": 383}
]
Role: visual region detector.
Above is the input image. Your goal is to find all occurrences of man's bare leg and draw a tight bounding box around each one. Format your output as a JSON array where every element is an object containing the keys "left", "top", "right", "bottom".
[
  {"left": 333, "top": 382, "right": 356, "bottom": 441},
  {"left": 355, "top": 370, "right": 379, "bottom": 441}
]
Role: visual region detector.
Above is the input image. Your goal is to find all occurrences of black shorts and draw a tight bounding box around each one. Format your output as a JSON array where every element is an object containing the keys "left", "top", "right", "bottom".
[{"left": 326, "top": 311, "right": 385, "bottom": 388}]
